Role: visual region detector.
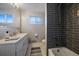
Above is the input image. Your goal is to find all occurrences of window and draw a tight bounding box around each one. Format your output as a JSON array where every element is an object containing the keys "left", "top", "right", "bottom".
[
  {"left": 7, "top": 14, "right": 13, "bottom": 23},
  {"left": 0, "top": 14, "right": 13, "bottom": 24},
  {"left": 30, "top": 16, "right": 41, "bottom": 24},
  {"left": 0, "top": 14, "right": 5, "bottom": 23}
]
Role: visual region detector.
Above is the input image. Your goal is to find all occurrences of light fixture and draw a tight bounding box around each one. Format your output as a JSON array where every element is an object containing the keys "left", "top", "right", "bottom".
[{"left": 10, "top": 3, "right": 20, "bottom": 8}]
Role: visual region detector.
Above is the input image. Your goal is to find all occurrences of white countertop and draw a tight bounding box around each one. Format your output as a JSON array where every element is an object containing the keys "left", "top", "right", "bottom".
[{"left": 0, "top": 33, "right": 28, "bottom": 44}]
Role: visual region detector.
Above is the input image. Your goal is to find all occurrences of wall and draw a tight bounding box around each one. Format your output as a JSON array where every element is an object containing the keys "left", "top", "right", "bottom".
[
  {"left": 21, "top": 10, "right": 45, "bottom": 41},
  {"left": 0, "top": 7, "right": 20, "bottom": 28},
  {"left": 0, "top": 6, "right": 20, "bottom": 39},
  {"left": 60, "top": 4, "right": 66, "bottom": 46},
  {"left": 0, "top": 4, "right": 45, "bottom": 41},
  {"left": 47, "top": 3, "right": 66, "bottom": 49},
  {"left": 64, "top": 4, "right": 79, "bottom": 54},
  {"left": 47, "top": 3, "right": 57, "bottom": 48}
]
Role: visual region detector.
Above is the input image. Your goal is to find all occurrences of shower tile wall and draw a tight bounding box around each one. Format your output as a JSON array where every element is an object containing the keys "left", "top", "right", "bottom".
[
  {"left": 47, "top": 3, "right": 57, "bottom": 48},
  {"left": 65, "top": 4, "right": 79, "bottom": 54},
  {"left": 47, "top": 3, "right": 79, "bottom": 54},
  {"left": 47, "top": 3, "right": 66, "bottom": 49}
]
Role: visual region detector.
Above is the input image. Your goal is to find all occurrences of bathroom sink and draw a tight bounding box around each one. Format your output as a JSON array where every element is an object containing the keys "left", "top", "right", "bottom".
[{"left": 5, "top": 37, "right": 19, "bottom": 41}]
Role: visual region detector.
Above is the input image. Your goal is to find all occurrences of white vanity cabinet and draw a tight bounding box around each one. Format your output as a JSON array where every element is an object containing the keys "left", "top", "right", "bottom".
[
  {"left": 0, "top": 44, "right": 15, "bottom": 56},
  {"left": 16, "top": 35, "right": 29, "bottom": 56},
  {"left": 0, "top": 33, "right": 29, "bottom": 56}
]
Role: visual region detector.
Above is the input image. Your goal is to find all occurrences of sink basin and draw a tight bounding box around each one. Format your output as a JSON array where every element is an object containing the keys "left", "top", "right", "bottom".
[{"left": 5, "top": 37, "right": 19, "bottom": 41}]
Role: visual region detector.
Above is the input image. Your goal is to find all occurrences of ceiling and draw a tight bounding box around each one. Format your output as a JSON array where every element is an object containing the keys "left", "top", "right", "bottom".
[{"left": 0, "top": 3, "right": 45, "bottom": 13}]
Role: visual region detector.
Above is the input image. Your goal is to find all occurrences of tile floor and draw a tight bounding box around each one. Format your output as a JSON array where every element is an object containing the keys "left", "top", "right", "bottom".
[{"left": 26, "top": 41, "right": 46, "bottom": 56}]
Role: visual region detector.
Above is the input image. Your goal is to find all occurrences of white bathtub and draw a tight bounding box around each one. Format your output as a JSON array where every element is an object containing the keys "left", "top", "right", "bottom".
[{"left": 48, "top": 47, "right": 78, "bottom": 56}]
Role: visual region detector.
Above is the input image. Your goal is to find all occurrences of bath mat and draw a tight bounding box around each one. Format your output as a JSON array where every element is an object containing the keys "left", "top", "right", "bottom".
[{"left": 30, "top": 47, "right": 42, "bottom": 56}]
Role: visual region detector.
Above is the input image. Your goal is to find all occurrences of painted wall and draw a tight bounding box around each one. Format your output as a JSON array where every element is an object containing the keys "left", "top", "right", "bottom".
[
  {"left": 21, "top": 10, "right": 45, "bottom": 41},
  {"left": 0, "top": 7, "right": 20, "bottom": 39},
  {"left": 0, "top": 7, "right": 20, "bottom": 28},
  {"left": 0, "top": 5, "right": 45, "bottom": 41}
]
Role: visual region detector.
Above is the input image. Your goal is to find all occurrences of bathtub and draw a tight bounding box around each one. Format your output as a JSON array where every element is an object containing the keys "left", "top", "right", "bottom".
[{"left": 48, "top": 47, "right": 78, "bottom": 56}]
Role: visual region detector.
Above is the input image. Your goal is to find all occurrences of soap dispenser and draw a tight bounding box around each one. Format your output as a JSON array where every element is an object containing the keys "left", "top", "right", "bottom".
[{"left": 5, "top": 31, "right": 10, "bottom": 39}]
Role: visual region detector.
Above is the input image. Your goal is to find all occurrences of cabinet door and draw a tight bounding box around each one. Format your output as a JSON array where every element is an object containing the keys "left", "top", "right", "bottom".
[
  {"left": 16, "top": 35, "right": 28, "bottom": 55},
  {"left": 0, "top": 44, "right": 15, "bottom": 56},
  {"left": 16, "top": 40, "right": 24, "bottom": 56},
  {"left": 16, "top": 36, "right": 29, "bottom": 56},
  {"left": 22, "top": 37, "right": 29, "bottom": 55}
]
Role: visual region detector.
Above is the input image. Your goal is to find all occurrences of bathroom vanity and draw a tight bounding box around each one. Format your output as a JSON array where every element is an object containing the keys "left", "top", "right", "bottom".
[{"left": 0, "top": 33, "right": 29, "bottom": 56}]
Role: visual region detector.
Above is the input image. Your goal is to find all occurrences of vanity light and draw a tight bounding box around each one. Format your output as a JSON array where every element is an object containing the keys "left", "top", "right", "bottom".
[
  {"left": 10, "top": 3, "right": 24, "bottom": 9},
  {"left": 10, "top": 3, "right": 20, "bottom": 8}
]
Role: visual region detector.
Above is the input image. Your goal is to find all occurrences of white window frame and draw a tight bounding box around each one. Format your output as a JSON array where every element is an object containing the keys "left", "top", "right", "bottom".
[
  {"left": 0, "top": 13, "right": 13, "bottom": 24},
  {"left": 30, "top": 16, "right": 41, "bottom": 24}
]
